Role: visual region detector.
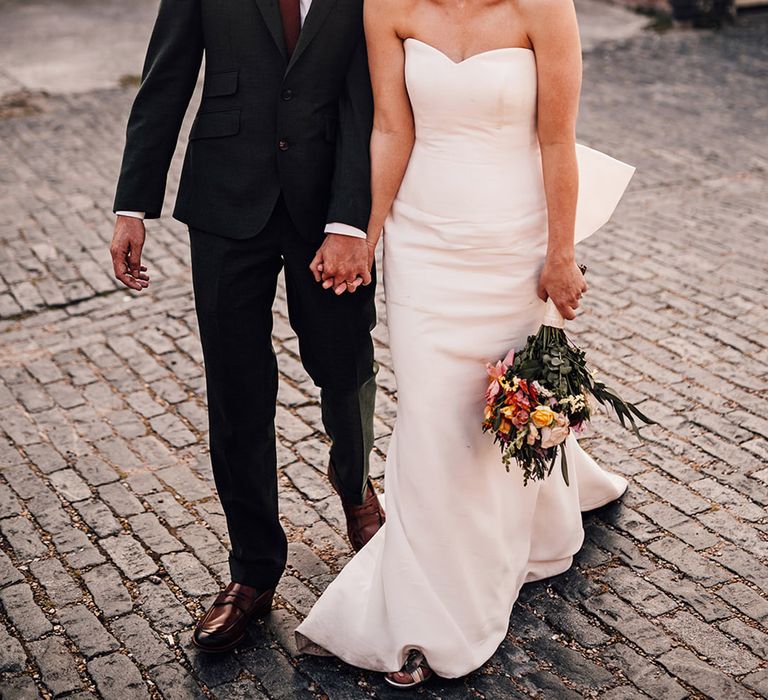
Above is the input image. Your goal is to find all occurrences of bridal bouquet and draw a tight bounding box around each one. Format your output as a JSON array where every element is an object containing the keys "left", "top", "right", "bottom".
[{"left": 482, "top": 286, "right": 654, "bottom": 485}]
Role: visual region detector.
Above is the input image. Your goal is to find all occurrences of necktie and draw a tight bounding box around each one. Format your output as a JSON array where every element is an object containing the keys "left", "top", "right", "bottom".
[{"left": 279, "top": 0, "right": 301, "bottom": 56}]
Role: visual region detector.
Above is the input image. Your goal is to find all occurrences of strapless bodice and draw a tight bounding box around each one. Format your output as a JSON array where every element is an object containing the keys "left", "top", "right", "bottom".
[
  {"left": 404, "top": 39, "right": 539, "bottom": 160},
  {"left": 397, "top": 38, "right": 545, "bottom": 228}
]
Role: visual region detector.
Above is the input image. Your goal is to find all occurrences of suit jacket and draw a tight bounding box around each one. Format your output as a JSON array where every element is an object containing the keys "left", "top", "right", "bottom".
[{"left": 114, "top": 0, "right": 373, "bottom": 241}]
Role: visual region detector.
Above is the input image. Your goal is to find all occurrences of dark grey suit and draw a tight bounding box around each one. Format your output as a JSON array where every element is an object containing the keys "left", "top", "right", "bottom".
[{"left": 114, "top": 0, "right": 377, "bottom": 589}]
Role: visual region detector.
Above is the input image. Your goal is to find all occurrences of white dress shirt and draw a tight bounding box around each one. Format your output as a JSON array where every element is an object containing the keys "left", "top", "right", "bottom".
[{"left": 117, "top": 0, "right": 367, "bottom": 240}]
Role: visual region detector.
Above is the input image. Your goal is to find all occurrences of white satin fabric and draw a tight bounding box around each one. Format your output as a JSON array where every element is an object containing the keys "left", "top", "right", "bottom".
[{"left": 295, "top": 39, "right": 630, "bottom": 678}]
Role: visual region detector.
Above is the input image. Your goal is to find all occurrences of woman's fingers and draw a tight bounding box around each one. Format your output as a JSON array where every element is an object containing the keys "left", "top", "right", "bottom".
[{"left": 309, "top": 253, "right": 323, "bottom": 282}]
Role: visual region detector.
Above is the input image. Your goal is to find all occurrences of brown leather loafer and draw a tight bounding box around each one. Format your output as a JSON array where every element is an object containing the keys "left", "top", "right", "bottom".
[
  {"left": 192, "top": 582, "right": 275, "bottom": 653},
  {"left": 328, "top": 464, "right": 385, "bottom": 552}
]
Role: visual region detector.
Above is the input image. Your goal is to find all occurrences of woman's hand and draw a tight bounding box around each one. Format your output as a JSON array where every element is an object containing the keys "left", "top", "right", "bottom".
[{"left": 537, "top": 256, "right": 587, "bottom": 320}]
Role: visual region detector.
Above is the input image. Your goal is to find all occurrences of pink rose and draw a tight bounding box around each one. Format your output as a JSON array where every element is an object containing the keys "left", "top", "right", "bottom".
[
  {"left": 540, "top": 424, "right": 569, "bottom": 449},
  {"left": 485, "top": 380, "right": 501, "bottom": 404}
]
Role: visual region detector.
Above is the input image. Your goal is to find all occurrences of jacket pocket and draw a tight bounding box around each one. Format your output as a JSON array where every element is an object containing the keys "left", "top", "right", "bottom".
[
  {"left": 202, "top": 70, "right": 239, "bottom": 98},
  {"left": 189, "top": 109, "right": 241, "bottom": 140}
]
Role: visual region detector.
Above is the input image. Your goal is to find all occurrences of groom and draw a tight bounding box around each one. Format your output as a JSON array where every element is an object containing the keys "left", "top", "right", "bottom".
[{"left": 109, "top": 0, "right": 384, "bottom": 652}]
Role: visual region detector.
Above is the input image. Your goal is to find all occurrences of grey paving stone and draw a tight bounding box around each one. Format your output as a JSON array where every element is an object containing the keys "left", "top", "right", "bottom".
[
  {"left": 179, "top": 631, "right": 242, "bottom": 687},
  {"left": 48, "top": 468, "right": 92, "bottom": 502},
  {"left": 524, "top": 634, "right": 614, "bottom": 692},
  {"left": 0, "top": 481, "right": 22, "bottom": 519},
  {"left": 602, "top": 643, "right": 687, "bottom": 700},
  {"left": 660, "top": 611, "right": 760, "bottom": 675},
  {"left": 52, "top": 527, "right": 105, "bottom": 569},
  {"left": 149, "top": 662, "right": 207, "bottom": 700},
  {"left": 598, "top": 567, "right": 677, "bottom": 616},
  {"left": 645, "top": 568, "right": 728, "bottom": 623},
  {"left": 137, "top": 579, "right": 193, "bottom": 634},
  {"left": 58, "top": 604, "right": 120, "bottom": 658},
  {"left": 161, "top": 552, "right": 218, "bottom": 597},
  {"left": 87, "top": 652, "right": 150, "bottom": 699},
  {"left": 718, "top": 617, "right": 768, "bottom": 661},
  {"left": 97, "top": 482, "right": 145, "bottom": 517},
  {"left": 0, "top": 516, "right": 48, "bottom": 561},
  {"left": 29, "top": 636, "right": 82, "bottom": 696},
  {"left": 26, "top": 489, "right": 71, "bottom": 534},
  {"left": 76, "top": 456, "right": 120, "bottom": 486},
  {"left": 266, "top": 608, "right": 303, "bottom": 657},
  {"left": 1, "top": 465, "right": 47, "bottom": 500},
  {"left": 110, "top": 614, "right": 175, "bottom": 668},
  {"left": 29, "top": 558, "right": 82, "bottom": 606},
  {"left": 0, "top": 675, "right": 41, "bottom": 699},
  {"left": 176, "top": 523, "right": 228, "bottom": 568},
  {"left": 22, "top": 443, "right": 67, "bottom": 475},
  {"left": 284, "top": 463, "right": 333, "bottom": 501},
  {"left": 210, "top": 678, "right": 269, "bottom": 700},
  {"left": 144, "top": 492, "right": 195, "bottom": 527},
  {"left": 82, "top": 564, "right": 133, "bottom": 617},
  {"left": 240, "top": 646, "right": 315, "bottom": 699},
  {"left": 0, "top": 582, "right": 53, "bottom": 640},
  {"left": 537, "top": 594, "right": 610, "bottom": 648},
  {"left": 717, "top": 582, "right": 768, "bottom": 623},
  {"left": 634, "top": 471, "right": 710, "bottom": 515},
  {"left": 0, "top": 548, "right": 25, "bottom": 588},
  {"left": 277, "top": 575, "right": 317, "bottom": 617},
  {"left": 657, "top": 647, "right": 753, "bottom": 700},
  {"left": 155, "top": 465, "right": 212, "bottom": 502},
  {"left": 72, "top": 499, "right": 122, "bottom": 538},
  {"left": 582, "top": 593, "right": 672, "bottom": 656},
  {"left": 0, "top": 624, "right": 27, "bottom": 672},
  {"left": 742, "top": 668, "right": 768, "bottom": 697},
  {"left": 100, "top": 534, "right": 158, "bottom": 579},
  {"left": 646, "top": 536, "right": 730, "bottom": 587},
  {"left": 129, "top": 512, "right": 184, "bottom": 555},
  {"left": 715, "top": 545, "right": 768, "bottom": 594}
]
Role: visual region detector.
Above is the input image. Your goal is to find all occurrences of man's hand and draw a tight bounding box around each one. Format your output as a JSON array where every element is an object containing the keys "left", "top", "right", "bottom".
[
  {"left": 309, "top": 234, "right": 372, "bottom": 296},
  {"left": 110, "top": 216, "right": 150, "bottom": 291}
]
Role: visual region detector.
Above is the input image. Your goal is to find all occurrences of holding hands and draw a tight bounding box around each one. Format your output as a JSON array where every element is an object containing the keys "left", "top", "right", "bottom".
[{"left": 310, "top": 233, "right": 374, "bottom": 295}]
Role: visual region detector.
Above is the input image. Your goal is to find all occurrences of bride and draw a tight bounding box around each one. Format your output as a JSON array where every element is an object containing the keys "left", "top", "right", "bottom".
[{"left": 298, "top": 0, "right": 630, "bottom": 687}]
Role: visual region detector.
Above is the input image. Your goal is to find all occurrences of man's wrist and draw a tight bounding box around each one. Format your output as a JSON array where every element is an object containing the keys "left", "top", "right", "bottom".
[{"left": 324, "top": 222, "right": 367, "bottom": 239}]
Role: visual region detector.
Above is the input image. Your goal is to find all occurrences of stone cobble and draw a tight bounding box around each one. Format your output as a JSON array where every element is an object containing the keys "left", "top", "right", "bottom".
[{"left": 0, "top": 9, "right": 767, "bottom": 700}]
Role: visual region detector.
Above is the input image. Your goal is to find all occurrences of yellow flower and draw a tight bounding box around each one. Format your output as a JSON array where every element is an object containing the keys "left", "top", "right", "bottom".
[
  {"left": 500, "top": 405, "right": 517, "bottom": 418},
  {"left": 530, "top": 406, "right": 556, "bottom": 428}
]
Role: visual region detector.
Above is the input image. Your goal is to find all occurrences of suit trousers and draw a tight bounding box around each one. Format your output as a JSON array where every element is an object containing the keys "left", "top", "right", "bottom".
[{"left": 188, "top": 195, "right": 377, "bottom": 589}]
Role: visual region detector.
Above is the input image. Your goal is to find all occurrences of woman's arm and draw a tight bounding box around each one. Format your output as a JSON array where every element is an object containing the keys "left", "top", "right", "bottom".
[
  {"left": 523, "top": 0, "right": 587, "bottom": 320},
  {"left": 364, "top": 0, "right": 416, "bottom": 254}
]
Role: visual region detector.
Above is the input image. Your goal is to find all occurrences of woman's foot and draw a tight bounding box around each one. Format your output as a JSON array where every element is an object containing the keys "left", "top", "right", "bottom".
[{"left": 385, "top": 649, "right": 434, "bottom": 688}]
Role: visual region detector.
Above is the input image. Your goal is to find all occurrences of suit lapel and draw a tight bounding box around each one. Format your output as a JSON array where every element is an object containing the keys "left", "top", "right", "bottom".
[
  {"left": 286, "top": 0, "right": 339, "bottom": 74},
  {"left": 253, "top": 0, "right": 289, "bottom": 61}
]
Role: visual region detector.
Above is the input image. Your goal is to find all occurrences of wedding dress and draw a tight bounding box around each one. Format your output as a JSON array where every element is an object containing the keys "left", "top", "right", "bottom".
[{"left": 296, "top": 38, "right": 633, "bottom": 678}]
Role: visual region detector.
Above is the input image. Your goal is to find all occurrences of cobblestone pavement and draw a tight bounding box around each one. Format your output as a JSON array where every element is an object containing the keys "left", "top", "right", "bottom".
[{"left": 1, "top": 8, "right": 768, "bottom": 699}]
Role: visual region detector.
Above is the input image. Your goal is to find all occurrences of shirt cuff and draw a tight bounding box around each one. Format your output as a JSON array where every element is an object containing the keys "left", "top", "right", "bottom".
[
  {"left": 116, "top": 211, "right": 146, "bottom": 220},
  {"left": 324, "top": 222, "right": 367, "bottom": 239}
]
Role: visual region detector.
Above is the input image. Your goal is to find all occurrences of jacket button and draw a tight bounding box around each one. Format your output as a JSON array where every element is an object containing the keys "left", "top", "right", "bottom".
[
  {"left": 278, "top": 139, "right": 289, "bottom": 151},
  {"left": 281, "top": 89, "right": 293, "bottom": 101}
]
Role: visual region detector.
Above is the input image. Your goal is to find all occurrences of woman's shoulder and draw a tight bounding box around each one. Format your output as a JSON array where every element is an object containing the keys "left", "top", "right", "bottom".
[
  {"left": 516, "top": 0, "right": 578, "bottom": 41},
  {"left": 516, "top": 0, "right": 576, "bottom": 23},
  {"left": 364, "top": 0, "right": 417, "bottom": 28}
]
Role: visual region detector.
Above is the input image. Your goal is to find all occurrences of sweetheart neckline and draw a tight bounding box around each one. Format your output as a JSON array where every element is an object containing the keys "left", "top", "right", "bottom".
[{"left": 404, "top": 37, "right": 534, "bottom": 66}]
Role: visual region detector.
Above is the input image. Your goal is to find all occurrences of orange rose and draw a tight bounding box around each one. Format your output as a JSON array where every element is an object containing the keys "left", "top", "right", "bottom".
[{"left": 531, "top": 406, "right": 555, "bottom": 428}]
